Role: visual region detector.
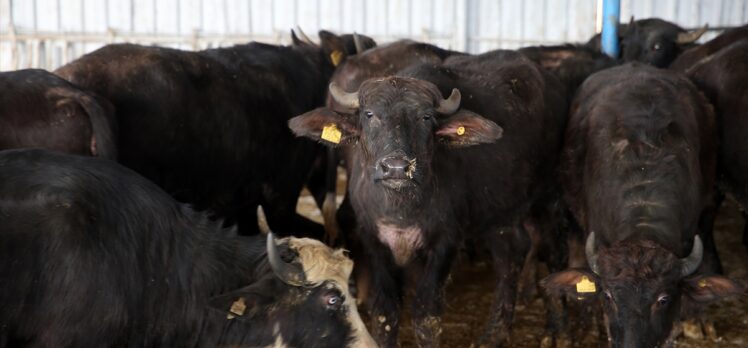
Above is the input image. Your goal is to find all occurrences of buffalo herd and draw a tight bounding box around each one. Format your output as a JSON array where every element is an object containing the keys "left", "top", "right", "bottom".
[{"left": 0, "top": 18, "right": 746, "bottom": 348}]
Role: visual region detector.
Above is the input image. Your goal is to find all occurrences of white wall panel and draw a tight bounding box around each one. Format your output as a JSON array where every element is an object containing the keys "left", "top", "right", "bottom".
[{"left": 1, "top": 0, "right": 746, "bottom": 71}]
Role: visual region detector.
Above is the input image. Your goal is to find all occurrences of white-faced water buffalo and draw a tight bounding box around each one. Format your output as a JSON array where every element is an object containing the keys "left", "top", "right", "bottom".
[
  {"left": 543, "top": 64, "right": 743, "bottom": 348},
  {"left": 290, "top": 48, "right": 568, "bottom": 347},
  {"left": 55, "top": 30, "right": 373, "bottom": 238},
  {"left": 0, "top": 149, "right": 375, "bottom": 347},
  {"left": 0, "top": 69, "right": 116, "bottom": 159}
]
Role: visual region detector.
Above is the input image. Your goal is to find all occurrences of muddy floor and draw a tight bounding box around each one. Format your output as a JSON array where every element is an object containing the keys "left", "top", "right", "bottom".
[{"left": 297, "top": 188, "right": 748, "bottom": 347}]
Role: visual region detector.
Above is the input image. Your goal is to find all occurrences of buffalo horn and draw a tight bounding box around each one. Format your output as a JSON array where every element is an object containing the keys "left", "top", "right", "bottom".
[
  {"left": 680, "top": 235, "right": 703, "bottom": 277},
  {"left": 295, "top": 26, "right": 315, "bottom": 45},
  {"left": 435, "top": 88, "right": 461, "bottom": 115},
  {"left": 329, "top": 82, "right": 359, "bottom": 109},
  {"left": 266, "top": 232, "right": 307, "bottom": 286},
  {"left": 353, "top": 32, "right": 365, "bottom": 54},
  {"left": 585, "top": 232, "right": 600, "bottom": 274},
  {"left": 676, "top": 25, "right": 708, "bottom": 44},
  {"left": 257, "top": 205, "right": 271, "bottom": 235}
]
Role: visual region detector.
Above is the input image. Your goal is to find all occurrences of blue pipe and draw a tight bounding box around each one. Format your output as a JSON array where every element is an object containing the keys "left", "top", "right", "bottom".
[{"left": 601, "top": 0, "right": 621, "bottom": 58}]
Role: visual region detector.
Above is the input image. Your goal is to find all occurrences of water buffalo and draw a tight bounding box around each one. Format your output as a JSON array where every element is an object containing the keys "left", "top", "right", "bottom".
[
  {"left": 291, "top": 48, "right": 568, "bottom": 347},
  {"left": 587, "top": 18, "right": 708, "bottom": 68},
  {"left": 55, "top": 30, "right": 372, "bottom": 237},
  {"left": 543, "top": 64, "right": 742, "bottom": 348},
  {"left": 0, "top": 69, "right": 116, "bottom": 158},
  {"left": 0, "top": 149, "right": 375, "bottom": 347},
  {"left": 673, "top": 29, "right": 748, "bottom": 257}
]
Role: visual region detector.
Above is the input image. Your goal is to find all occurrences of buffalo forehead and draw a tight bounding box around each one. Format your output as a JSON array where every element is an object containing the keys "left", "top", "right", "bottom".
[
  {"left": 287, "top": 238, "right": 353, "bottom": 289},
  {"left": 360, "top": 77, "right": 441, "bottom": 107},
  {"left": 597, "top": 240, "right": 682, "bottom": 281}
]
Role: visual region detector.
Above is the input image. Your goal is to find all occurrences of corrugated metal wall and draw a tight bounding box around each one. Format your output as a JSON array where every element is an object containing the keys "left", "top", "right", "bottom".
[{"left": 1, "top": 0, "right": 746, "bottom": 71}]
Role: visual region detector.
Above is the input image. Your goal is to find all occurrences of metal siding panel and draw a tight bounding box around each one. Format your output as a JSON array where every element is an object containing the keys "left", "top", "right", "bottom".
[
  {"left": 227, "top": 0, "right": 250, "bottom": 34},
  {"left": 319, "top": 0, "right": 341, "bottom": 31},
  {"left": 274, "top": 0, "right": 294, "bottom": 35},
  {"left": 387, "top": 0, "right": 409, "bottom": 37},
  {"left": 543, "top": 0, "right": 569, "bottom": 43},
  {"left": 36, "top": 0, "right": 59, "bottom": 30},
  {"left": 132, "top": 0, "right": 156, "bottom": 34},
  {"left": 296, "top": 0, "right": 318, "bottom": 34},
  {"left": 364, "top": 0, "right": 386, "bottom": 36},
  {"left": 201, "top": 0, "right": 225, "bottom": 34},
  {"left": 568, "top": 0, "right": 596, "bottom": 43},
  {"left": 410, "top": 0, "right": 430, "bottom": 40},
  {"left": 156, "top": 0, "right": 179, "bottom": 34},
  {"left": 0, "top": 0, "right": 9, "bottom": 31},
  {"left": 499, "top": 0, "right": 523, "bottom": 48},
  {"left": 178, "top": 0, "right": 201, "bottom": 34},
  {"left": 11, "top": 0, "right": 35, "bottom": 30},
  {"left": 107, "top": 0, "right": 132, "bottom": 32}
]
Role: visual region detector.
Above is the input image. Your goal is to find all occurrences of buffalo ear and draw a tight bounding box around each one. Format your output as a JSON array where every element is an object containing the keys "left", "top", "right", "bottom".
[
  {"left": 435, "top": 110, "right": 503, "bottom": 147},
  {"left": 541, "top": 269, "right": 600, "bottom": 300},
  {"left": 684, "top": 275, "right": 745, "bottom": 303},
  {"left": 318, "top": 30, "right": 348, "bottom": 67},
  {"left": 289, "top": 107, "right": 359, "bottom": 146}
]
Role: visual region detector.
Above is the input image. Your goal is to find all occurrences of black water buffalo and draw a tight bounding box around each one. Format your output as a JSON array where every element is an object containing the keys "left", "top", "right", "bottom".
[
  {"left": 0, "top": 149, "right": 374, "bottom": 348},
  {"left": 291, "top": 49, "right": 568, "bottom": 347},
  {"left": 672, "top": 30, "right": 748, "bottom": 252},
  {"left": 587, "top": 18, "right": 708, "bottom": 67},
  {"left": 0, "top": 69, "right": 116, "bottom": 158},
  {"left": 316, "top": 39, "right": 467, "bottom": 293},
  {"left": 543, "top": 64, "right": 742, "bottom": 348},
  {"left": 55, "top": 30, "right": 371, "bottom": 237}
]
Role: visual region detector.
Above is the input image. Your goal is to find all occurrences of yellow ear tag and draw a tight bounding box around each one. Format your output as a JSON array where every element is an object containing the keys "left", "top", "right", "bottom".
[
  {"left": 456, "top": 126, "right": 466, "bottom": 136},
  {"left": 330, "top": 50, "right": 343, "bottom": 67},
  {"left": 227, "top": 297, "right": 247, "bottom": 319},
  {"left": 321, "top": 124, "right": 342, "bottom": 144},
  {"left": 698, "top": 279, "right": 708, "bottom": 288},
  {"left": 576, "top": 276, "right": 597, "bottom": 293}
]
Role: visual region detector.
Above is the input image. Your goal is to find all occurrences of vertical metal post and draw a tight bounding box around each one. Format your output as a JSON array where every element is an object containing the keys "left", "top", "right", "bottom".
[{"left": 601, "top": 0, "right": 620, "bottom": 58}]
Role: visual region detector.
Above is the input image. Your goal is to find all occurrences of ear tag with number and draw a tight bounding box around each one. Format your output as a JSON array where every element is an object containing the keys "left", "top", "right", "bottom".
[
  {"left": 321, "top": 124, "right": 342, "bottom": 144},
  {"left": 330, "top": 50, "right": 343, "bottom": 66},
  {"left": 456, "top": 126, "right": 466, "bottom": 136},
  {"left": 227, "top": 297, "right": 247, "bottom": 319},
  {"left": 576, "top": 276, "right": 597, "bottom": 293}
]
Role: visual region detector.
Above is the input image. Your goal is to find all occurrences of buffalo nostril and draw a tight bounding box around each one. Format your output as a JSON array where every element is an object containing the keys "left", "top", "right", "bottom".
[{"left": 379, "top": 157, "right": 411, "bottom": 180}]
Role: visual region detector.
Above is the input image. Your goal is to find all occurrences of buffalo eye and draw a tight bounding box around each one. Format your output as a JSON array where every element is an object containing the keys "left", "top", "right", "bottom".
[
  {"left": 423, "top": 114, "right": 432, "bottom": 121},
  {"left": 604, "top": 291, "right": 613, "bottom": 302},
  {"left": 656, "top": 294, "right": 670, "bottom": 307},
  {"left": 364, "top": 110, "right": 374, "bottom": 118},
  {"left": 652, "top": 42, "right": 662, "bottom": 51},
  {"left": 323, "top": 290, "right": 344, "bottom": 309}
]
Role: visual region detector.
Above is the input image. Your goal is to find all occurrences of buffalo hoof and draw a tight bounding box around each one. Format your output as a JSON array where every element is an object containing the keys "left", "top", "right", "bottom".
[
  {"left": 682, "top": 319, "right": 703, "bottom": 340},
  {"left": 681, "top": 318, "right": 718, "bottom": 340},
  {"left": 539, "top": 334, "right": 571, "bottom": 348}
]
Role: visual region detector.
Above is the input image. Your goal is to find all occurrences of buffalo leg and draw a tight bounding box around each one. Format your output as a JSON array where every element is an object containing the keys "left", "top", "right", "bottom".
[
  {"left": 478, "top": 224, "right": 530, "bottom": 347},
  {"left": 408, "top": 242, "right": 456, "bottom": 348},
  {"left": 366, "top": 245, "right": 404, "bottom": 347}
]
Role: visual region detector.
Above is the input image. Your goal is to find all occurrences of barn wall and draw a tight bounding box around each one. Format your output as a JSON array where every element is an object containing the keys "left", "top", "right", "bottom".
[{"left": 1, "top": 0, "right": 745, "bottom": 71}]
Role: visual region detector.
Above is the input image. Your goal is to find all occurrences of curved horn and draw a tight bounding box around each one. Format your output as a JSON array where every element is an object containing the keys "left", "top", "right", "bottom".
[
  {"left": 680, "top": 235, "right": 703, "bottom": 277},
  {"left": 435, "top": 88, "right": 461, "bottom": 115},
  {"left": 256, "top": 205, "right": 271, "bottom": 235},
  {"left": 267, "top": 232, "right": 307, "bottom": 286},
  {"left": 585, "top": 232, "right": 600, "bottom": 274},
  {"left": 329, "top": 82, "right": 359, "bottom": 109},
  {"left": 295, "top": 26, "right": 315, "bottom": 45},
  {"left": 353, "top": 32, "right": 365, "bottom": 54},
  {"left": 676, "top": 24, "right": 708, "bottom": 45}
]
